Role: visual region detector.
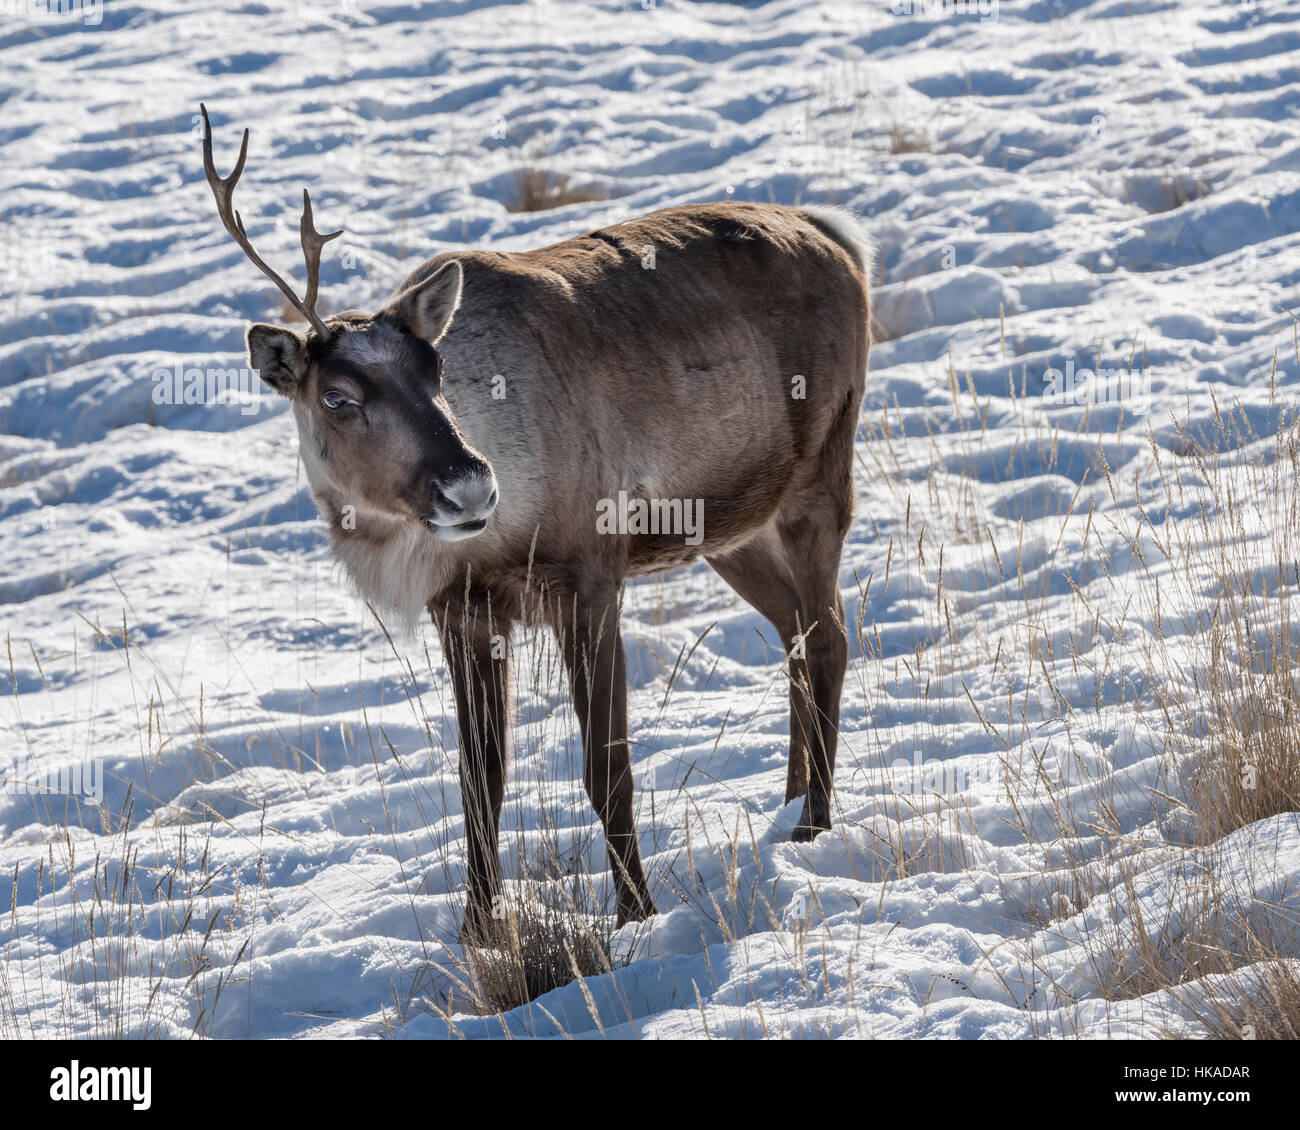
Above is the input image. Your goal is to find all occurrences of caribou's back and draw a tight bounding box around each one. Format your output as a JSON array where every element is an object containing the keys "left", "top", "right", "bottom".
[{"left": 405, "top": 202, "right": 871, "bottom": 595}]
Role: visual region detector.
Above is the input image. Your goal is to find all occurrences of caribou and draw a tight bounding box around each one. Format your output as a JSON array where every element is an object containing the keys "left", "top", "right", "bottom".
[{"left": 201, "top": 105, "right": 872, "bottom": 938}]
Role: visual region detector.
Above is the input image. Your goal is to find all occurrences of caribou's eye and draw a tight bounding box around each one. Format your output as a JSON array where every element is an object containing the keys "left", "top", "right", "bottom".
[{"left": 322, "top": 390, "right": 353, "bottom": 411}]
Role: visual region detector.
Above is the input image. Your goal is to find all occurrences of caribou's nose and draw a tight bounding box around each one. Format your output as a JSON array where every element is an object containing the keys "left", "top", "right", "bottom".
[
  {"left": 439, "top": 471, "right": 498, "bottom": 522},
  {"left": 425, "top": 469, "right": 498, "bottom": 539}
]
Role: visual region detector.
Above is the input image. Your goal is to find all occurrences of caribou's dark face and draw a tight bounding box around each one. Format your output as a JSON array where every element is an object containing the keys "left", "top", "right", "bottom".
[{"left": 246, "top": 261, "right": 497, "bottom": 541}]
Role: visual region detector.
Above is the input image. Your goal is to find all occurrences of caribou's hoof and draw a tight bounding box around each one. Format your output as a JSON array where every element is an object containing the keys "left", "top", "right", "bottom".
[{"left": 792, "top": 795, "right": 831, "bottom": 842}]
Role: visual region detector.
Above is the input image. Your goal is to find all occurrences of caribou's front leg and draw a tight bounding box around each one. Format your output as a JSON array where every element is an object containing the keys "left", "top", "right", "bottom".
[
  {"left": 551, "top": 581, "right": 656, "bottom": 925},
  {"left": 435, "top": 597, "right": 513, "bottom": 944}
]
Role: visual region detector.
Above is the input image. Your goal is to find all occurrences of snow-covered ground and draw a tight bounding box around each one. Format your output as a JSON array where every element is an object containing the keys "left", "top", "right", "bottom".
[{"left": 3, "top": 0, "right": 1300, "bottom": 1039}]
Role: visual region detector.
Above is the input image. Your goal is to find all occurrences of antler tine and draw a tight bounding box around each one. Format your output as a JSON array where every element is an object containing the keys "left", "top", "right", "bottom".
[
  {"left": 199, "top": 103, "right": 338, "bottom": 338},
  {"left": 200, "top": 105, "right": 248, "bottom": 216},
  {"left": 301, "top": 189, "right": 343, "bottom": 315}
]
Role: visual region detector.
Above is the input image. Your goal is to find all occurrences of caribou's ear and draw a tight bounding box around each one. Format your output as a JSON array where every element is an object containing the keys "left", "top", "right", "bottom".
[
  {"left": 247, "top": 324, "right": 307, "bottom": 395},
  {"left": 388, "top": 260, "right": 463, "bottom": 345}
]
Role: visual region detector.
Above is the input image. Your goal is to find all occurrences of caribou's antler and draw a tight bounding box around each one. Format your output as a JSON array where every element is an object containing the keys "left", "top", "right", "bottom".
[{"left": 200, "top": 103, "right": 342, "bottom": 337}]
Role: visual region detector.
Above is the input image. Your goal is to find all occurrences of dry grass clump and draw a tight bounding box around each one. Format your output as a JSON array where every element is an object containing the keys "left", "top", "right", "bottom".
[
  {"left": 507, "top": 166, "right": 604, "bottom": 214},
  {"left": 1183, "top": 651, "right": 1300, "bottom": 846},
  {"left": 1125, "top": 166, "right": 1211, "bottom": 214},
  {"left": 1156, "top": 415, "right": 1300, "bottom": 844},
  {"left": 888, "top": 119, "right": 931, "bottom": 155},
  {"left": 457, "top": 871, "right": 625, "bottom": 1015},
  {"left": 1087, "top": 870, "right": 1262, "bottom": 1002},
  {"left": 1189, "top": 959, "right": 1300, "bottom": 1039},
  {"left": 278, "top": 294, "right": 308, "bottom": 324}
]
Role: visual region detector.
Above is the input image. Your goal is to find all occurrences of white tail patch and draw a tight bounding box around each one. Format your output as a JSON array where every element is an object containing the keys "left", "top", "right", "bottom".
[{"left": 801, "top": 204, "right": 876, "bottom": 281}]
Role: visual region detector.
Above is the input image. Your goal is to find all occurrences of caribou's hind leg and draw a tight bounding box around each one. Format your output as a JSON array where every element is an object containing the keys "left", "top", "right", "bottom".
[
  {"left": 548, "top": 579, "right": 656, "bottom": 925},
  {"left": 707, "top": 534, "right": 814, "bottom": 802},
  {"left": 708, "top": 479, "right": 852, "bottom": 841},
  {"left": 787, "top": 568, "right": 848, "bottom": 841}
]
